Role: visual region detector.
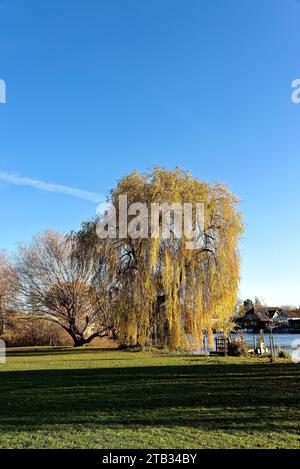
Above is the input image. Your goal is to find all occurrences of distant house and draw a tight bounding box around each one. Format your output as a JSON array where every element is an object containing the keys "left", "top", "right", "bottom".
[
  {"left": 237, "top": 307, "right": 300, "bottom": 332},
  {"left": 255, "top": 307, "right": 282, "bottom": 321},
  {"left": 283, "top": 310, "right": 300, "bottom": 331},
  {"left": 237, "top": 306, "right": 283, "bottom": 331}
]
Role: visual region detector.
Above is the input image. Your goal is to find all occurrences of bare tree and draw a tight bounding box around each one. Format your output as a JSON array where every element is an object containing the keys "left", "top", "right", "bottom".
[
  {"left": 15, "top": 231, "right": 116, "bottom": 346},
  {"left": 254, "top": 296, "right": 266, "bottom": 307},
  {"left": 0, "top": 252, "right": 16, "bottom": 334}
]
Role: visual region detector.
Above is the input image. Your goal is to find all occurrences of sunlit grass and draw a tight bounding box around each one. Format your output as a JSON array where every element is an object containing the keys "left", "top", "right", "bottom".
[{"left": 0, "top": 347, "right": 299, "bottom": 448}]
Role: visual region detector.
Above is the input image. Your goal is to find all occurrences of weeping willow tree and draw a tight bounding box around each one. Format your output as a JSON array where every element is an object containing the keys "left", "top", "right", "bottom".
[{"left": 77, "top": 167, "right": 243, "bottom": 349}]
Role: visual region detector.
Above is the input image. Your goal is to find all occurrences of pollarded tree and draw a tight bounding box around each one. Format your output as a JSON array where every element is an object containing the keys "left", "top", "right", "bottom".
[
  {"left": 15, "top": 231, "right": 117, "bottom": 346},
  {"left": 77, "top": 167, "right": 243, "bottom": 349}
]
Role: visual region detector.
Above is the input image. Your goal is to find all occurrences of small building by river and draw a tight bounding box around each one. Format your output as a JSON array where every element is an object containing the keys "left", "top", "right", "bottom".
[{"left": 236, "top": 306, "right": 300, "bottom": 332}]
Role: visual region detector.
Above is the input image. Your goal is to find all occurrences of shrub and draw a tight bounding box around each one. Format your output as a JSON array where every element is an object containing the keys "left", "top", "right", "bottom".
[
  {"left": 228, "top": 339, "right": 250, "bottom": 357},
  {"left": 277, "top": 349, "right": 290, "bottom": 359},
  {"left": 118, "top": 344, "right": 143, "bottom": 352},
  {"left": 1, "top": 314, "right": 72, "bottom": 347}
]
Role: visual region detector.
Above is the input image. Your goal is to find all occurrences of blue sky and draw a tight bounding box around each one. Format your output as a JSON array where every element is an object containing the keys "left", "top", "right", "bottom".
[{"left": 0, "top": 0, "right": 300, "bottom": 305}]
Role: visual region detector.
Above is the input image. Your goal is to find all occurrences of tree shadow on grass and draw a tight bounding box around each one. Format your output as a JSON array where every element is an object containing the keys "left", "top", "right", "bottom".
[
  {"left": 6, "top": 347, "right": 119, "bottom": 357},
  {"left": 1, "top": 363, "right": 300, "bottom": 434}
]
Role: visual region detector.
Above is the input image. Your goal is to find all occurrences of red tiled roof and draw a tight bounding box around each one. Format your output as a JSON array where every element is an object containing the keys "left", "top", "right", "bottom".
[
  {"left": 285, "top": 310, "right": 300, "bottom": 319},
  {"left": 254, "top": 311, "right": 270, "bottom": 321},
  {"left": 254, "top": 307, "right": 280, "bottom": 313}
]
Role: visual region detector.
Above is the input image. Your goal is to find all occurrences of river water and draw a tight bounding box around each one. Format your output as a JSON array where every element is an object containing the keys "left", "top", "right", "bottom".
[{"left": 231, "top": 332, "right": 300, "bottom": 351}]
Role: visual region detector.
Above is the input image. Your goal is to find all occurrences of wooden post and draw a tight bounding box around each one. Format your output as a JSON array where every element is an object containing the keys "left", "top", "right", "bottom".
[
  {"left": 269, "top": 334, "right": 276, "bottom": 362},
  {"left": 259, "top": 329, "right": 265, "bottom": 345},
  {"left": 257, "top": 329, "right": 265, "bottom": 355}
]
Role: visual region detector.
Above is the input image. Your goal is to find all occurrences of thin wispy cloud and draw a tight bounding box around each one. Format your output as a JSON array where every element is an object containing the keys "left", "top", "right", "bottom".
[{"left": 0, "top": 171, "right": 104, "bottom": 204}]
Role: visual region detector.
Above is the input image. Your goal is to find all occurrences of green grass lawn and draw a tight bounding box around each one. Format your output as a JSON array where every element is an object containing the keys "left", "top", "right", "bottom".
[{"left": 0, "top": 347, "right": 299, "bottom": 449}]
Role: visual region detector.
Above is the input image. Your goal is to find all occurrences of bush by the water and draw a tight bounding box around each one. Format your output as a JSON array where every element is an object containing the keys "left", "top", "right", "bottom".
[
  {"left": 277, "top": 349, "right": 290, "bottom": 359},
  {"left": 228, "top": 339, "right": 250, "bottom": 357}
]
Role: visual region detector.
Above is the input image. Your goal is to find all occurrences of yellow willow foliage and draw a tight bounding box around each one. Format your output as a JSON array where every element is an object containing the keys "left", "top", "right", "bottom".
[
  {"left": 127, "top": 319, "right": 138, "bottom": 346},
  {"left": 207, "top": 327, "right": 214, "bottom": 349},
  {"left": 151, "top": 237, "right": 160, "bottom": 272},
  {"left": 181, "top": 264, "right": 186, "bottom": 286},
  {"left": 110, "top": 167, "right": 243, "bottom": 349},
  {"left": 192, "top": 286, "right": 203, "bottom": 349},
  {"left": 168, "top": 260, "right": 186, "bottom": 349},
  {"left": 162, "top": 251, "right": 173, "bottom": 328}
]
